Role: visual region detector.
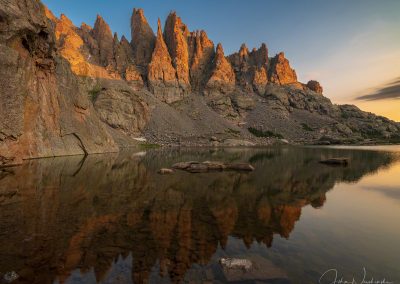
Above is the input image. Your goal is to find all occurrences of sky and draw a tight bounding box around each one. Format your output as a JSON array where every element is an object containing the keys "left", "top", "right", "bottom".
[{"left": 42, "top": 0, "right": 400, "bottom": 121}]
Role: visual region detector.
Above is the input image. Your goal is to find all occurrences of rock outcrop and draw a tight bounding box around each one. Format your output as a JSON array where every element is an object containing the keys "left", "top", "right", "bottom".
[
  {"left": 113, "top": 35, "right": 144, "bottom": 88},
  {"left": 205, "top": 44, "right": 236, "bottom": 95},
  {"left": 164, "top": 12, "right": 191, "bottom": 92},
  {"left": 188, "top": 30, "right": 215, "bottom": 90},
  {"left": 204, "top": 44, "right": 238, "bottom": 118},
  {"left": 228, "top": 44, "right": 253, "bottom": 92},
  {"left": 228, "top": 43, "right": 269, "bottom": 94},
  {"left": 307, "top": 80, "right": 323, "bottom": 94},
  {"left": 50, "top": 13, "right": 119, "bottom": 79},
  {"left": 130, "top": 8, "right": 155, "bottom": 68},
  {"left": 92, "top": 15, "right": 114, "bottom": 67},
  {"left": 269, "top": 52, "right": 298, "bottom": 85},
  {"left": 148, "top": 19, "right": 182, "bottom": 103},
  {"left": 94, "top": 87, "right": 150, "bottom": 136}
]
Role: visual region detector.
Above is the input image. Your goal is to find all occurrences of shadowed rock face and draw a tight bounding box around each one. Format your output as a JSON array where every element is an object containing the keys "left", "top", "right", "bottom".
[
  {"left": 130, "top": 8, "right": 155, "bottom": 68},
  {"left": 307, "top": 80, "right": 323, "bottom": 94},
  {"left": 228, "top": 43, "right": 269, "bottom": 94},
  {"left": 0, "top": 0, "right": 118, "bottom": 165},
  {"left": 0, "top": 147, "right": 397, "bottom": 283},
  {"left": 188, "top": 30, "right": 215, "bottom": 90},
  {"left": 92, "top": 15, "right": 114, "bottom": 67}
]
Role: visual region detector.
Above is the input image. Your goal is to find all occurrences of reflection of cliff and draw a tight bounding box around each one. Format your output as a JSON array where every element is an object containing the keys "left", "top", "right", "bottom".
[{"left": 0, "top": 148, "right": 396, "bottom": 283}]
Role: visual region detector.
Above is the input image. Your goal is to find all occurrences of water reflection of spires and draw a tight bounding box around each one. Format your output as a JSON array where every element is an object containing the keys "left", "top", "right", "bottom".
[{"left": 0, "top": 148, "right": 396, "bottom": 283}]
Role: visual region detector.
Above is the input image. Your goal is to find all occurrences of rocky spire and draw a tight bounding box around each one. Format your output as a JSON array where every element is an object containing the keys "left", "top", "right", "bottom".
[
  {"left": 252, "top": 43, "right": 268, "bottom": 68},
  {"left": 269, "top": 52, "right": 298, "bottom": 85},
  {"left": 54, "top": 14, "right": 75, "bottom": 38},
  {"left": 130, "top": 8, "right": 155, "bottom": 67},
  {"left": 148, "top": 19, "right": 182, "bottom": 103},
  {"left": 114, "top": 34, "right": 143, "bottom": 86},
  {"left": 113, "top": 32, "right": 132, "bottom": 72},
  {"left": 188, "top": 30, "right": 215, "bottom": 90},
  {"left": 239, "top": 43, "right": 249, "bottom": 62},
  {"left": 251, "top": 43, "right": 269, "bottom": 94},
  {"left": 92, "top": 14, "right": 114, "bottom": 67},
  {"left": 227, "top": 43, "right": 268, "bottom": 93},
  {"left": 205, "top": 43, "right": 236, "bottom": 94},
  {"left": 164, "top": 12, "right": 191, "bottom": 91}
]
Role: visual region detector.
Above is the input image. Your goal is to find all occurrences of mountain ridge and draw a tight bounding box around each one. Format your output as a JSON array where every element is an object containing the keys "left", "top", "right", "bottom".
[{"left": 0, "top": 0, "right": 399, "bottom": 167}]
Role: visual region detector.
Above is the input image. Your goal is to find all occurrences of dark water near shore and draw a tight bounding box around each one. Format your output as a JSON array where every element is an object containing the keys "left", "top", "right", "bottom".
[{"left": 0, "top": 146, "right": 399, "bottom": 284}]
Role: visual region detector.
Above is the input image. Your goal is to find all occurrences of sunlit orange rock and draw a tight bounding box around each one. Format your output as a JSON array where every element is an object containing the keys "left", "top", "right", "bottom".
[
  {"left": 164, "top": 12, "right": 191, "bottom": 92},
  {"left": 148, "top": 19, "right": 183, "bottom": 103},
  {"left": 269, "top": 52, "right": 298, "bottom": 85},
  {"left": 205, "top": 43, "right": 236, "bottom": 94}
]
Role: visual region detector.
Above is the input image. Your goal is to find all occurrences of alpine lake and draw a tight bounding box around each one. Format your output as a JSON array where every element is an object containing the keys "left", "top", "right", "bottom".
[{"left": 0, "top": 145, "right": 399, "bottom": 284}]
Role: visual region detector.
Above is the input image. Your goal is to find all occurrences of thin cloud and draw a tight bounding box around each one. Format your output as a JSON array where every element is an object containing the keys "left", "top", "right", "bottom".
[{"left": 356, "top": 77, "right": 400, "bottom": 101}]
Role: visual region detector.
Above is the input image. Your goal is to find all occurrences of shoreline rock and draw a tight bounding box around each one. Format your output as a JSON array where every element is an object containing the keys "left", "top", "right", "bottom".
[
  {"left": 172, "top": 161, "right": 255, "bottom": 173},
  {"left": 158, "top": 168, "right": 174, "bottom": 174},
  {"left": 319, "top": 158, "right": 349, "bottom": 166}
]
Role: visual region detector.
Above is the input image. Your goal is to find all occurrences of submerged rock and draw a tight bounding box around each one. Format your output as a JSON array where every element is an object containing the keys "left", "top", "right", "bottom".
[
  {"left": 3, "top": 271, "right": 19, "bottom": 283},
  {"left": 219, "top": 256, "right": 288, "bottom": 282},
  {"left": 220, "top": 258, "right": 253, "bottom": 271},
  {"left": 225, "top": 163, "right": 255, "bottom": 171},
  {"left": 319, "top": 158, "right": 349, "bottom": 166},
  {"left": 172, "top": 161, "right": 199, "bottom": 170},
  {"left": 172, "top": 161, "right": 255, "bottom": 173},
  {"left": 158, "top": 168, "right": 174, "bottom": 175},
  {"left": 186, "top": 162, "right": 209, "bottom": 173}
]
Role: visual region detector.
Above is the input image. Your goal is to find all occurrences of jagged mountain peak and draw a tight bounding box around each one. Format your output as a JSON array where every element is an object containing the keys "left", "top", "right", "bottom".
[
  {"left": 164, "top": 10, "right": 191, "bottom": 90},
  {"left": 157, "top": 18, "right": 163, "bottom": 36},
  {"left": 216, "top": 43, "right": 224, "bottom": 55},
  {"left": 93, "top": 14, "right": 112, "bottom": 34},
  {"left": 130, "top": 7, "right": 155, "bottom": 67},
  {"left": 81, "top": 22, "right": 92, "bottom": 31}
]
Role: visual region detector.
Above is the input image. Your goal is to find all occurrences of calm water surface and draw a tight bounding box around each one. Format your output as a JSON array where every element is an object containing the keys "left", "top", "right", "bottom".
[{"left": 0, "top": 146, "right": 399, "bottom": 284}]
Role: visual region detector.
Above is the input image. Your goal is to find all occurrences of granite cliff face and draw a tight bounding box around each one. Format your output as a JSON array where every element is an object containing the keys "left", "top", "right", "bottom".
[
  {"left": 164, "top": 12, "right": 191, "bottom": 92},
  {"left": 188, "top": 30, "right": 215, "bottom": 90},
  {"left": 269, "top": 52, "right": 298, "bottom": 86},
  {"left": 228, "top": 43, "right": 269, "bottom": 94},
  {"left": 148, "top": 19, "right": 182, "bottom": 103},
  {"left": 130, "top": 8, "right": 155, "bottom": 69},
  {"left": 0, "top": 0, "right": 118, "bottom": 166},
  {"left": 0, "top": 0, "right": 399, "bottom": 165}
]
